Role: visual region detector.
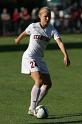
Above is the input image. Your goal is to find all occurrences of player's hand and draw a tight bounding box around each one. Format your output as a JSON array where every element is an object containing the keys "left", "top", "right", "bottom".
[
  {"left": 64, "top": 56, "right": 70, "bottom": 66},
  {"left": 15, "top": 38, "right": 19, "bottom": 45}
]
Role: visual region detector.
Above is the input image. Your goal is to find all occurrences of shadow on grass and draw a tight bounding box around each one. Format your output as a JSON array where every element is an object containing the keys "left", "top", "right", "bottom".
[
  {"left": 28, "top": 113, "right": 82, "bottom": 124},
  {"left": 0, "top": 42, "right": 82, "bottom": 52}
]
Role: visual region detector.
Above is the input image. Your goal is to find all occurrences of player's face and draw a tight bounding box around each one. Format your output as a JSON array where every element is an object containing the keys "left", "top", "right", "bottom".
[{"left": 40, "top": 11, "right": 51, "bottom": 28}]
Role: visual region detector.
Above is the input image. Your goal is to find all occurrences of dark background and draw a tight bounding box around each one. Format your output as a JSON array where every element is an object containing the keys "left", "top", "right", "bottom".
[{"left": 0, "top": 0, "right": 47, "bottom": 14}]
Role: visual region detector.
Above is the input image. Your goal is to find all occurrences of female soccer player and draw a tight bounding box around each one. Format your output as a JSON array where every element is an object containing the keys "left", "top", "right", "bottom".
[{"left": 15, "top": 7, "right": 70, "bottom": 116}]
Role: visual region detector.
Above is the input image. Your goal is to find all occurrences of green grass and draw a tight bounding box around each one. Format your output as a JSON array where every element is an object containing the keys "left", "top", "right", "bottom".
[{"left": 0, "top": 34, "right": 82, "bottom": 124}]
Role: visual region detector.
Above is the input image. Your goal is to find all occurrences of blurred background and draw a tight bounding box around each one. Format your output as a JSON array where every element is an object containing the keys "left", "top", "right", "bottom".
[{"left": 0, "top": 0, "right": 82, "bottom": 36}]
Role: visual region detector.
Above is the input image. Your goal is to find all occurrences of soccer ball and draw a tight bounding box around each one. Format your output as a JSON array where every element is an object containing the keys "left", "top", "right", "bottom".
[{"left": 35, "top": 105, "right": 48, "bottom": 119}]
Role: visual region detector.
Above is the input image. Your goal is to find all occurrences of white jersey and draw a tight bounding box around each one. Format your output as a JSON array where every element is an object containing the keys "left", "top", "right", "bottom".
[{"left": 23, "top": 22, "right": 60, "bottom": 58}]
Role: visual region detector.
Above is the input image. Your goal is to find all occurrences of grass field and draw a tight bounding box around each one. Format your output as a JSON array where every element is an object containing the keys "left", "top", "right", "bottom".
[{"left": 0, "top": 34, "right": 82, "bottom": 124}]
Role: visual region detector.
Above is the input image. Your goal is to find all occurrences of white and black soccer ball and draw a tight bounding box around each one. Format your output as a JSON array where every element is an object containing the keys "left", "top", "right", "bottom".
[{"left": 35, "top": 105, "right": 48, "bottom": 119}]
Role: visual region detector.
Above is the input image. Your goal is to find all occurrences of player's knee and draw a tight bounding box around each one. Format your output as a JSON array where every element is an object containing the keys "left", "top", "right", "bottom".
[{"left": 35, "top": 79, "right": 43, "bottom": 87}]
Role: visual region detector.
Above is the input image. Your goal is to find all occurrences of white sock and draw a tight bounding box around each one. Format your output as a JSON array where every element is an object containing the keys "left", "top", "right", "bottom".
[
  {"left": 30, "top": 85, "right": 40, "bottom": 111},
  {"left": 36, "top": 85, "right": 48, "bottom": 106}
]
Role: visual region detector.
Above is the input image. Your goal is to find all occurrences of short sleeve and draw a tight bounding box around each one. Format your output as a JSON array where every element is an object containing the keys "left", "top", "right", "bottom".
[
  {"left": 25, "top": 23, "right": 33, "bottom": 35},
  {"left": 51, "top": 26, "right": 61, "bottom": 40},
  {"left": 54, "top": 29, "right": 60, "bottom": 40}
]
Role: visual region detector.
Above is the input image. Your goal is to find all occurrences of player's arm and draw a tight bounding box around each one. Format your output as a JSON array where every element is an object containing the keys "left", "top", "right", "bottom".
[
  {"left": 55, "top": 38, "right": 70, "bottom": 66},
  {"left": 15, "top": 31, "right": 28, "bottom": 44}
]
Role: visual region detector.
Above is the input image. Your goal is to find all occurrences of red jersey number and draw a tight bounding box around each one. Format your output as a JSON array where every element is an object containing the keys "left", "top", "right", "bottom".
[{"left": 30, "top": 60, "right": 37, "bottom": 68}]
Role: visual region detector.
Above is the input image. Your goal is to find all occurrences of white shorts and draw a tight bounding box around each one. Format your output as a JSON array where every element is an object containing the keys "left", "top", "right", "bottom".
[{"left": 21, "top": 56, "right": 49, "bottom": 74}]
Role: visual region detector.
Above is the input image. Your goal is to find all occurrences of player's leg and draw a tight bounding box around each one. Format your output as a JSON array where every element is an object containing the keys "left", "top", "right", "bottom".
[
  {"left": 36, "top": 73, "right": 52, "bottom": 106},
  {"left": 21, "top": 57, "right": 42, "bottom": 115},
  {"left": 28, "top": 71, "right": 43, "bottom": 114}
]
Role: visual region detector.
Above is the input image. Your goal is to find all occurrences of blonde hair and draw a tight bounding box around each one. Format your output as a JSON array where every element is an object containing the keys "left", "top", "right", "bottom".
[{"left": 39, "top": 6, "right": 51, "bottom": 17}]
